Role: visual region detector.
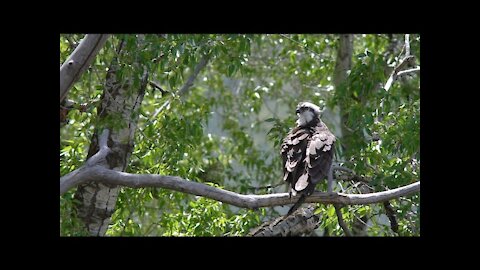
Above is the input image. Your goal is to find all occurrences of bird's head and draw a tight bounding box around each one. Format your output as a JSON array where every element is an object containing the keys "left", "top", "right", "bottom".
[{"left": 295, "top": 102, "right": 321, "bottom": 126}]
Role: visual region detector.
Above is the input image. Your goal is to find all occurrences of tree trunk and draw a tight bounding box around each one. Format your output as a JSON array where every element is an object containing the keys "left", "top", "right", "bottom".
[
  {"left": 73, "top": 37, "right": 148, "bottom": 236},
  {"left": 333, "top": 34, "right": 354, "bottom": 152}
]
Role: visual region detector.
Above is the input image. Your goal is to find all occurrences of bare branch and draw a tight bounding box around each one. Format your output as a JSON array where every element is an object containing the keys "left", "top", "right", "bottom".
[
  {"left": 397, "top": 66, "right": 420, "bottom": 77},
  {"left": 60, "top": 165, "right": 420, "bottom": 208},
  {"left": 148, "top": 81, "right": 169, "bottom": 95},
  {"left": 405, "top": 34, "right": 411, "bottom": 57},
  {"left": 60, "top": 34, "right": 110, "bottom": 102},
  {"left": 334, "top": 204, "right": 352, "bottom": 236},
  {"left": 60, "top": 129, "right": 111, "bottom": 194},
  {"left": 329, "top": 164, "right": 353, "bottom": 236},
  {"left": 177, "top": 54, "right": 210, "bottom": 97},
  {"left": 332, "top": 165, "right": 371, "bottom": 184},
  {"left": 98, "top": 129, "right": 110, "bottom": 150},
  {"left": 384, "top": 55, "right": 415, "bottom": 91},
  {"left": 383, "top": 201, "right": 399, "bottom": 233}
]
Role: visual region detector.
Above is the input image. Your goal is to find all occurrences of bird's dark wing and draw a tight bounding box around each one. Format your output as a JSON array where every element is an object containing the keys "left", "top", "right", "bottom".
[
  {"left": 305, "top": 128, "right": 335, "bottom": 187},
  {"left": 281, "top": 127, "right": 310, "bottom": 194}
]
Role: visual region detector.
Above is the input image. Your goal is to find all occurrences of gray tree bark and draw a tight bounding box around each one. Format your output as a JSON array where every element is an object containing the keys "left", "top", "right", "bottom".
[
  {"left": 73, "top": 37, "right": 148, "bottom": 236},
  {"left": 60, "top": 34, "right": 110, "bottom": 102},
  {"left": 61, "top": 163, "right": 420, "bottom": 207},
  {"left": 248, "top": 205, "right": 320, "bottom": 236},
  {"left": 333, "top": 34, "right": 354, "bottom": 149}
]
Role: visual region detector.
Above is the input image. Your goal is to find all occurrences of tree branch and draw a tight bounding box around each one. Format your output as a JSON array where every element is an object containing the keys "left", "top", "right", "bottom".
[
  {"left": 148, "top": 81, "right": 169, "bottom": 95},
  {"left": 405, "top": 34, "right": 411, "bottom": 57},
  {"left": 60, "top": 34, "right": 110, "bottom": 102},
  {"left": 396, "top": 66, "right": 420, "bottom": 77},
  {"left": 60, "top": 129, "right": 110, "bottom": 194},
  {"left": 384, "top": 55, "right": 415, "bottom": 91},
  {"left": 334, "top": 204, "right": 352, "bottom": 236},
  {"left": 383, "top": 201, "right": 399, "bottom": 233},
  {"left": 60, "top": 163, "right": 420, "bottom": 208},
  {"left": 248, "top": 205, "right": 320, "bottom": 236},
  {"left": 177, "top": 54, "right": 210, "bottom": 97}
]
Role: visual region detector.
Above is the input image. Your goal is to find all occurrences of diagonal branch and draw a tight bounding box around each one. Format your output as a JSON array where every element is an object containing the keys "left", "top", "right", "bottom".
[
  {"left": 60, "top": 34, "right": 110, "bottom": 102},
  {"left": 383, "top": 33, "right": 417, "bottom": 92},
  {"left": 140, "top": 54, "right": 211, "bottom": 134},
  {"left": 177, "top": 54, "right": 210, "bottom": 97},
  {"left": 384, "top": 55, "right": 415, "bottom": 91},
  {"left": 60, "top": 129, "right": 110, "bottom": 194},
  {"left": 383, "top": 201, "right": 399, "bottom": 233},
  {"left": 148, "top": 81, "right": 169, "bottom": 95},
  {"left": 334, "top": 204, "right": 352, "bottom": 236}
]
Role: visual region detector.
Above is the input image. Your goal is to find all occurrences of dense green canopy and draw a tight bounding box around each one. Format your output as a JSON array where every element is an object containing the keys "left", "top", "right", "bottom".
[{"left": 60, "top": 34, "right": 420, "bottom": 236}]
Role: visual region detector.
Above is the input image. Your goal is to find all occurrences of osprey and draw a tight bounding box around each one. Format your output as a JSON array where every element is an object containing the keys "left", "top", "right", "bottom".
[{"left": 281, "top": 102, "right": 335, "bottom": 215}]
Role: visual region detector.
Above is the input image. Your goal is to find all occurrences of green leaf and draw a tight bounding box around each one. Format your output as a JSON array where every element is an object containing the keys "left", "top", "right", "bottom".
[
  {"left": 227, "top": 64, "right": 236, "bottom": 77},
  {"left": 168, "top": 72, "right": 177, "bottom": 88},
  {"left": 327, "top": 206, "right": 335, "bottom": 217},
  {"left": 290, "top": 52, "right": 296, "bottom": 63}
]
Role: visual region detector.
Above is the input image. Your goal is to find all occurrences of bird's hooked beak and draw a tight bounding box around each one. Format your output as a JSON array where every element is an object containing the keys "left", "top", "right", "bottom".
[{"left": 296, "top": 108, "right": 300, "bottom": 114}]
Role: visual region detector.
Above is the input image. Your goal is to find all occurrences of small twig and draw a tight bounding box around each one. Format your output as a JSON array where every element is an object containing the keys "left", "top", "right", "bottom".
[
  {"left": 278, "top": 34, "right": 325, "bottom": 60},
  {"left": 247, "top": 181, "right": 285, "bottom": 192},
  {"left": 148, "top": 81, "right": 169, "bottom": 95},
  {"left": 334, "top": 204, "right": 352, "bottom": 236},
  {"left": 332, "top": 165, "right": 370, "bottom": 184},
  {"left": 151, "top": 100, "right": 170, "bottom": 120},
  {"left": 397, "top": 66, "right": 420, "bottom": 77},
  {"left": 332, "top": 165, "right": 354, "bottom": 174}
]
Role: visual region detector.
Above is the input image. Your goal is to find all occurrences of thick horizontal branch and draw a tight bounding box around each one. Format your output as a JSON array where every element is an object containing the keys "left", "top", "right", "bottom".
[{"left": 60, "top": 165, "right": 420, "bottom": 208}]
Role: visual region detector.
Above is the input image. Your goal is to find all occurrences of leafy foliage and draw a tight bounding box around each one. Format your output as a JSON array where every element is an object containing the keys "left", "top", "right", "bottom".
[{"left": 60, "top": 34, "right": 420, "bottom": 236}]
